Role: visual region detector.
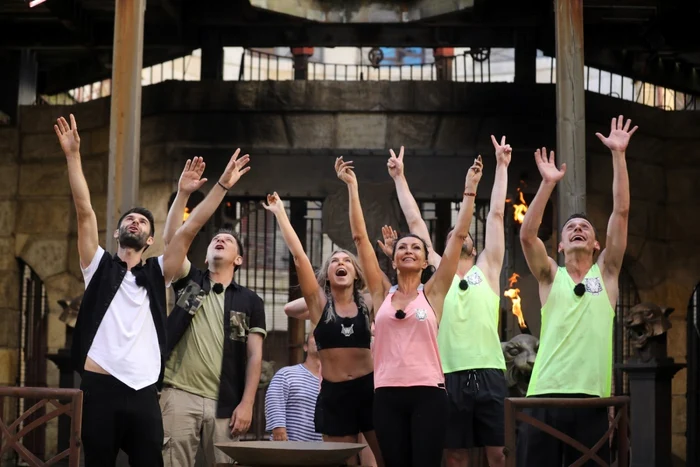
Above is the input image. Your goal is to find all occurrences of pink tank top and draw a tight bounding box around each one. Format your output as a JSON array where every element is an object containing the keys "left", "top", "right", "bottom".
[{"left": 373, "top": 289, "right": 445, "bottom": 389}]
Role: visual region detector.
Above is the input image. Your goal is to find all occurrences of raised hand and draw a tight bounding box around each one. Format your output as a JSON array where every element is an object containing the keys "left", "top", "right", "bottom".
[
  {"left": 178, "top": 157, "right": 207, "bottom": 195},
  {"left": 219, "top": 149, "right": 251, "bottom": 189},
  {"left": 387, "top": 146, "right": 405, "bottom": 179},
  {"left": 261, "top": 192, "right": 286, "bottom": 216},
  {"left": 490, "top": 135, "right": 512, "bottom": 166},
  {"left": 334, "top": 156, "right": 357, "bottom": 186},
  {"left": 465, "top": 155, "right": 484, "bottom": 190},
  {"left": 377, "top": 225, "right": 398, "bottom": 258},
  {"left": 54, "top": 114, "right": 81, "bottom": 158},
  {"left": 534, "top": 147, "right": 566, "bottom": 184},
  {"left": 596, "top": 115, "right": 638, "bottom": 153}
]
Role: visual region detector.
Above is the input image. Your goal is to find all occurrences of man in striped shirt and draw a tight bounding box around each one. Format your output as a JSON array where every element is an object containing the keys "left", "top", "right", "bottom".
[{"left": 265, "top": 333, "right": 323, "bottom": 442}]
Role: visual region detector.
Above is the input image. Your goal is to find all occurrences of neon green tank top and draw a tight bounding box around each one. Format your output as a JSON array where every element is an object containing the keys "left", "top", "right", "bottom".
[
  {"left": 438, "top": 265, "right": 506, "bottom": 373},
  {"left": 527, "top": 263, "right": 614, "bottom": 397}
]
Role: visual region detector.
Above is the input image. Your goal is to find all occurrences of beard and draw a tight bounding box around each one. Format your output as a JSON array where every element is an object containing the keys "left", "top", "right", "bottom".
[{"left": 118, "top": 227, "right": 148, "bottom": 250}]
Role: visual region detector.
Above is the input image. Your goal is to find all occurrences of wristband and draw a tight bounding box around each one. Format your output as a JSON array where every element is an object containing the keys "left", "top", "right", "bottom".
[
  {"left": 217, "top": 181, "right": 230, "bottom": 191},
  {"left": 464, "top": 192, "right": 476, "bottom": 197}
]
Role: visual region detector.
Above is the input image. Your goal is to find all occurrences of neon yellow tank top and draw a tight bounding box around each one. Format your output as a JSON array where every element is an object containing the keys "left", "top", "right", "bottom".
[
  {"left": 438, "top": 265, "right": 506, "bottom": 373},
  {"left": 527, "top": 263, "right": 614, "bottom": 397}
]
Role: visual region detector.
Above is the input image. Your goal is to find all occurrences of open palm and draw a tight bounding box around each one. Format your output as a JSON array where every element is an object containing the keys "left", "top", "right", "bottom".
[
  {"left": 178, "top": 157, "right": 207, "bottom": 194},
  {"left": 596, "top": 115, "right": 638, "bottom": 152},
  {"left": 54, "top": 114, "right": 81, "bottom": 157},
  {"left": 219, "top": 149, "right": 251, "bottom": 188},
  {"left": 335, "top": 156, "right": 357, "bottom": 185},
  {"left": 261, "top": 192, "right": 285, "bottom": 216},
  {"left": 535, "top": 147, "right": 566, "bottom": 183}
]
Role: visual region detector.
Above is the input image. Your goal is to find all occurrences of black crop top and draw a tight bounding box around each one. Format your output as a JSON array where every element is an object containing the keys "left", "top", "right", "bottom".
[{"left": 313, "top": 297, "right": 372, "bottom": 351}]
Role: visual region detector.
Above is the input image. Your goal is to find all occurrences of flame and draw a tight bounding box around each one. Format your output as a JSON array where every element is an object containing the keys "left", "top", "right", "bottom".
[
  {"left": 512, "top": 189, "right": 528, "bottom": 224},
  {"left": 504, "top": 273, "right": 526, "bottom": 329},
  {"left": 183, "top": 207, "right": 190, "bottom": 222}
]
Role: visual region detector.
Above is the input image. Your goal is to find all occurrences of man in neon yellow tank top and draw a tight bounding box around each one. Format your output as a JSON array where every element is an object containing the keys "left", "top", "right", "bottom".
[
  {"left": 386, "top": 135, "right": 511, "bottom": 467},
  {"left": 517, "top": 115, "right": 638, "bottom": 466}
]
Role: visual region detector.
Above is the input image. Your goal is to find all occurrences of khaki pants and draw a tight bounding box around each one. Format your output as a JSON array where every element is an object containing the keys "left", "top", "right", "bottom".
[{"left": 160, "top": 387, "right": 238, "bottom": 467}]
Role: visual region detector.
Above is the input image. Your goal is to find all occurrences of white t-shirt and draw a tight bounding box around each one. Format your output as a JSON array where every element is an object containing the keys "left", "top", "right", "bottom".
[{"left": 83, "top": 246, "right": 168, "bottom": 390}]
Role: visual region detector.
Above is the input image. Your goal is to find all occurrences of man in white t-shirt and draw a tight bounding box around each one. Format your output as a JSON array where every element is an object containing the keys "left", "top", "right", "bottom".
[{"left": 54, "top": 113, "right": 252, "bottom": 467}]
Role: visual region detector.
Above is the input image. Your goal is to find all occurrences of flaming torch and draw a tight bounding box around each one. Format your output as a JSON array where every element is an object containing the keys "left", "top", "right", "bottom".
[
  {"left": 183, "top": 207, "right": 191, "bottom": 222},
  {"left": 504, "top": 273, "right": 531, "bottom": 334}
]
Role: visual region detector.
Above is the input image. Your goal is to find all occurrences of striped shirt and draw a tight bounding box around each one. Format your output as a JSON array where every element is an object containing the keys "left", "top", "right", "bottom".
[{"left": 265, "top": 363, "right": 322, "bottom": 442}]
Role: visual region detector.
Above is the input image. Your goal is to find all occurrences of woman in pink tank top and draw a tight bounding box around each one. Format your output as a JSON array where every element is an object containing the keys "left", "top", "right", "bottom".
[{"left": 334, "top": 152, "right": 484, "bottom": 467}]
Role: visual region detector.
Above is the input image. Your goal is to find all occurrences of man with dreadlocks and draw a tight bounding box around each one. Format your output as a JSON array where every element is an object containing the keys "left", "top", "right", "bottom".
[{"left": 385, "top": 136, "right": 511, "bottom": 467}]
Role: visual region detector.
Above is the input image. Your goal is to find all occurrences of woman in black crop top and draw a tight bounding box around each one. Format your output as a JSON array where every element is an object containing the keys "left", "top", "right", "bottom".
[{"left": 263, "top": 193, "right": 384, "bottom": 466}]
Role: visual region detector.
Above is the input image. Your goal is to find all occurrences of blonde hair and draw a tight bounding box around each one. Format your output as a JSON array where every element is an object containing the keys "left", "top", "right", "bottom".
[{"left": 315, "top": 249, "right": 369, "bottom": 326}]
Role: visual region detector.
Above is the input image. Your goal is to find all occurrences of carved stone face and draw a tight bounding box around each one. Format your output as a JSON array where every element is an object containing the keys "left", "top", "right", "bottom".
[
  {"left": 624, "top": 302, "right": 673, "bottom": 349},
  {"left": 57, "top": 294, "right": 82, "bottom": 328},
  {"left": 501, "top": 334, "right": 539, "bottom": 395}
]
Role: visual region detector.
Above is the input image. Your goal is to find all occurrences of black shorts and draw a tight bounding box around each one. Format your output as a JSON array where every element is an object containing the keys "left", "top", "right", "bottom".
[
  {"left": 516, "top": 394, "right": 610, "bottom": 467},
  {"left": 314, "top": 371, "right": 375, "bottom": 437},
  {"left": 444, "top": 368, "right": 507, "bottom": 449}
]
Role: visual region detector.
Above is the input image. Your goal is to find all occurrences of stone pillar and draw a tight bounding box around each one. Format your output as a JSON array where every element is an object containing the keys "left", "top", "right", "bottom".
[
  {"left": 106, "top": 0, "right": 146, "bottom": 253},
  {"left": 291, "top": 47, "right": 314, "bottom": 80},
  {"left": 201, "top": 31, "right": 224, "bottom": 81},
  {"left": 514, "top": 30, "right": 536, "bottom": 83},
  {"left": 0, "top": 51, "right": 37, "bottom": 124},
  {"left": 554, "top": 0, "right": 586, "bottom": 256},
  {"left": 434, "top": 47, "right": 454, "bottom": 81}
]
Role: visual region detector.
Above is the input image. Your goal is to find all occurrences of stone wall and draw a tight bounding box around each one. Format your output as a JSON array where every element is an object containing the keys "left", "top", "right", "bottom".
[{"left": 0, "top": 80, "right": 697, "bottom": 462}]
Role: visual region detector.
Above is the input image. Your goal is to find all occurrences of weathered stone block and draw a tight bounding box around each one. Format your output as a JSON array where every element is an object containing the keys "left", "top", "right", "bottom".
[
  {"left": 0, "top": 270, "right": 20, "bottom": 315},
  {"left": 434, "top": 116, "right": 480, "bottom": 152},
  {"left": 664, "top": 138, "right": 700, "bottom": 166},
  {"left": 627, "top": 200, "right": 666, "bottom": 240},
  {"left": 90, "top": 126, "right": 109, "bottom": 154},
  {"left": 0, "top": 309, "right": 20, "bottom": 350},
  {"left": 18, "top": 162, "right": 70, "bottom": 196},
  {"left": 16, "top": 199, "right": 71, "bottom": 234},
  {"left": 141, "top": 144, "right": 174, "bottom": 183},
  {"left": 21, "top": 131, "right": 92, "bottom": 162},
  {"left": 0, "top": 127, "right": 19, "bottom": 162},
  {"left": 0, "top": 163, "right": 18, "bottom": 198},
  {"left": 336, "top": 114, "right": 387, "bottom": 148},
  {"left": 627, "top": 238, "right": 667, "bottom": 290},
  {"left": 666, "top": 204, "right": 700, "bottom": 241},
  {"left": 666, "top": 168, "right": 700, "bottom": 204},
  {"left": 18, "top": 99, "right": 109, "bottom": 134},
  {"left": 0, "top": 201, "right": 16, "bottom": 233},
  {"left": 19, "top": 237, "right": 68, "bottom": 279},
  {"left": 44, "top": 272, "right": 83, "bottom": 315},
  {"left": 0, "top": 348, "right": 17, "bottom": 385},
  {"left": 46, "top": 311, "right": 66, "bottom": 352},
  {"left": 385, "top": 115, "right": 439, "bottom": 149},
  {"left": 672, "top": 368, "right": 688, "bottom": 403},
  {"left": 672, "top": 393, "right": 687, "bottom": 433},
  {"left": 285, "top": 115, "right": 334, "bottom": 148},
  {"left": 138, "top": 182, "right": 172, "bottom": 224},
  {"left": 671, "top": 433, "right": 686, "bottom": 462},
  {"left": 0, "top": 238, "right": 14, "bottom": 271}
]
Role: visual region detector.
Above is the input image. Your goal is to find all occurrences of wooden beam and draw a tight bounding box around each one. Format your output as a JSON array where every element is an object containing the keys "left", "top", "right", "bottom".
[
  {"left": 555, "top": 0, "right": 586, "bottom": 260},
  {"left": 105, "top": 0, "right": 146, "bottom": 253}
]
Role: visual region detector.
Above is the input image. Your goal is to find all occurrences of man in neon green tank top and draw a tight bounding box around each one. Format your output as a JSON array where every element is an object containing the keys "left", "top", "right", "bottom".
[
  {"left": 517, "top": 115, "right": 638, "bottom": 466},
  {"left": 386, "top": 135, "right": 511, "bottom": 467}
]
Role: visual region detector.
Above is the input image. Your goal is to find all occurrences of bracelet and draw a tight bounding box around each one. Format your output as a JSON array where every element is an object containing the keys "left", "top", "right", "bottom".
[
  {"left": 464, "top": 192, "right": 476, "bottom": 197},
  {"left": 217, "top": 181, "right": 230, "bottom": 191}
]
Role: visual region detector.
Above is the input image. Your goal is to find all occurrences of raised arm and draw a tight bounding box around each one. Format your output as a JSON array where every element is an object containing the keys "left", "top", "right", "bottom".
[
  {"left": 163, "top": 157, "right": 207, "bottom": 246},
  {"left": 425, "top": 157, "right": 482, "bottom": 308},
  {"left": 335, "top": 157, "right": 391, "bottom": 302},
  {"left": 595, "top": 116, "right": 637, "bottom": 277},
  {"left": 478, "top": 135, "right": 512, "bottom": 291},
  {"left": 387, "top": 147, "right": 441, "bottom": 266},
  {"left": 262, "top": 192, "right": 325, "bottom": 325},
  {"left": 55, "top": 115, "right": 98, "bottom": 269},
  {"left": 283, "top": 297, "right": 311, "bottom": 321},
  {"left": 162, "top": 150, "right": 250, "bottom": 284},
  {"left": 519, "top": 147, "right": 563, "bottom": 284}
]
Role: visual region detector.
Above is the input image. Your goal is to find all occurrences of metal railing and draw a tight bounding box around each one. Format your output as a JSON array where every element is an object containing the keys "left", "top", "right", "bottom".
[
  {"left": 504, "top": 396, "right": 630, "bottom": 467},
  {"left": 0, "top": 386, "right": 83, "bottom": 467}
]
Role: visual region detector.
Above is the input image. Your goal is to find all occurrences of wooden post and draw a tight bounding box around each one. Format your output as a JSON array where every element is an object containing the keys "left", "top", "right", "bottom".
[
  {"left": 554, "top": 0, "right": 586, "bottom": 263},
  {"left": 105, "top": 0, "right": 146, "bottom": 253}
]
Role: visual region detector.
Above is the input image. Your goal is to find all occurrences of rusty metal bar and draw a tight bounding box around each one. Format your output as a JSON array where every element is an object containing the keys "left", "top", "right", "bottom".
[
  {"left": 0, "top": 387, "right": 83, "bottom": 467},
  {"left": 105, "top": 0, "right": 146, "bottom": 253},
  {"left": 503, "top": 396, "right": 629, "bottom": 467},
  {"left": 554, "top": 0, "right": 587, "bottom": 247}
]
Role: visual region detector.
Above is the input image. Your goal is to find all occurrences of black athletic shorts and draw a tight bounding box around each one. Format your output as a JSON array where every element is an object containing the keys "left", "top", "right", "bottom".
[
  {"left": 314, "top": 371, "right": 375, "bottom": 437},
  {"left": 444, "top": 368, "right": 507, "bottom": 449}
]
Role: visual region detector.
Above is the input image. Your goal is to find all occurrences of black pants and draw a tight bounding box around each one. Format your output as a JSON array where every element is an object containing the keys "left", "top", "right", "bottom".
[
  {"left": 374, "top": 386, "right": 448, "bottom": 467},
  {"left": 314, "top": 372, "right": 375, "bottom": 437},
  {"left": 516, "top": 394, "right": 610, "bottom": 467},
  {"left": 80, "top": 371, "right": 164, "bottom": 467}
]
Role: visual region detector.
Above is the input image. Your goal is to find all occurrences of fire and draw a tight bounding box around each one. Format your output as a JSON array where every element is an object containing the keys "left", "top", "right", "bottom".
[
  {"left": 512, "top": 188, "right": 528, "bottom": 224},
  {"left": 504, "top": 273, "right": 526, "bottom": 328},
  {"left": 183, "top": 207, "right": 190, "bottom": 222}
]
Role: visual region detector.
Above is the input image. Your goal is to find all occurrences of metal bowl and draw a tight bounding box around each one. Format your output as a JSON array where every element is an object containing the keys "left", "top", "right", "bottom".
[{"left": 215, "top": 441, "right": 366, "bottom": 466}]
